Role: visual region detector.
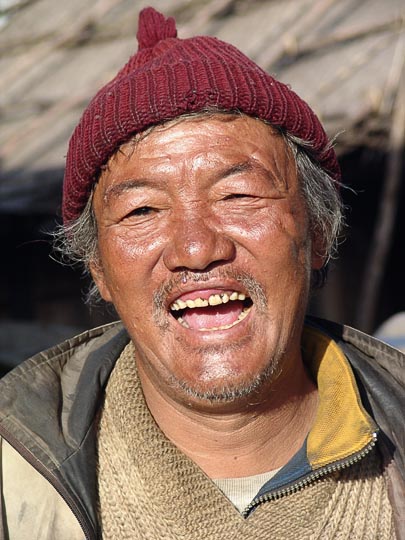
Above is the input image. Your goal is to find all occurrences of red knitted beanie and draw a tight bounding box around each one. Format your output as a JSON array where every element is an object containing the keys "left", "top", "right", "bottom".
[{"left": 62, "top": 7, "right": 340, "bottom": 223}]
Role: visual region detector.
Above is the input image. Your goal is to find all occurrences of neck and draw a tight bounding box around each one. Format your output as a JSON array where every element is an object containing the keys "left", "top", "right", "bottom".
[{"left": 137, "top": 356, "right": 318, "bottom": 479}]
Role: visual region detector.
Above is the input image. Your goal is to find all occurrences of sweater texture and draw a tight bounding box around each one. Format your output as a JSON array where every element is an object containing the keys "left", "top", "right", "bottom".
[{"left": 97, "top": 341, "right": 395, "bottom": 539}]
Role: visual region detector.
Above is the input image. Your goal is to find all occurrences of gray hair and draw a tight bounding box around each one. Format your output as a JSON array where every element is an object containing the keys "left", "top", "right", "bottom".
[
  {"left": 283, "top": 131, "right": 344, "bottom": 287},
  {"left": 53, "top": 115, "right": 344, "bottom": 303}
]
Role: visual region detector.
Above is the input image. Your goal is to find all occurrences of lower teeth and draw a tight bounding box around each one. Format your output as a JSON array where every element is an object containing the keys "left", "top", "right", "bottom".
[{"left": 177, "top": 306, "right": 251, "bottom": 331}]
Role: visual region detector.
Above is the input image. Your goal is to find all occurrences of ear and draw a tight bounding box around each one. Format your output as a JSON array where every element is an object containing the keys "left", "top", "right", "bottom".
[
  {"left": 89, "top": 259, "right": 113, "bottom": 303},
  {"left": 311, "top": 232, "right": 328, "bottom": 270}
]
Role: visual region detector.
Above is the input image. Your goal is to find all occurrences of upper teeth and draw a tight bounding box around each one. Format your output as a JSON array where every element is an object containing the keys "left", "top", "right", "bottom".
[{"left": 170, "top": 292, "right": 246, "bottom": 311}]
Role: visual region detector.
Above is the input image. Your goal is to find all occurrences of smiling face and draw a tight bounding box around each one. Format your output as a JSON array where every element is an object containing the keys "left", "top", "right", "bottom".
[{"left": 91, "top": 114, "right": 324, "bottom": 409}]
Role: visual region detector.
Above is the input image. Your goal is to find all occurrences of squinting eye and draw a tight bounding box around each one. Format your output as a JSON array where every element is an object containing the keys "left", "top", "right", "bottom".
[
  {"left": 128, "top": 206, "right": 154, "bottom": 217},
  {"left": 223, "top": 193, "right": 253, "bottom": 200}
]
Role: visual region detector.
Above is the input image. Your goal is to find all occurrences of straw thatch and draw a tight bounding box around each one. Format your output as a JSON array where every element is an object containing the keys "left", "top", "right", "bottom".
[{"left": 1, "top": 0, "right": 404, "bottom": 214}]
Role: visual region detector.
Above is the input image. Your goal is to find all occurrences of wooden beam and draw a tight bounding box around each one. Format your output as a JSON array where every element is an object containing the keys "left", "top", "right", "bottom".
[{"left": 355, "top": 35, "right": 405, "bottom": 332}]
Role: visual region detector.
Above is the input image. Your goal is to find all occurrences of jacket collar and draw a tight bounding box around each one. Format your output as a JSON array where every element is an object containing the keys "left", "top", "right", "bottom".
[{"left": 302, "top": 325, "right": 377, "bottom": 469}]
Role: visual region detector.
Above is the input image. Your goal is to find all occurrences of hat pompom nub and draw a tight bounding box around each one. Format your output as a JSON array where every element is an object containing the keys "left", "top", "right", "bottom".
[
  {"left": 136, "top": 7, "right": 177, "bottom": 50},
  {"left": 62, "top": 6, "right": 340, "bottom": 224}
]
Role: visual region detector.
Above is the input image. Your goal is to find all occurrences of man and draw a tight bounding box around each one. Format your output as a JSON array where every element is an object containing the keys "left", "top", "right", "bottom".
[{"left": 0, "top": 7, "right": 403, "bottom": 539}]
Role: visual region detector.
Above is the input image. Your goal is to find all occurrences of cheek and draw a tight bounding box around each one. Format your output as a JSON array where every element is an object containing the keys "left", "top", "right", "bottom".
[
  {"left": 98, "top": 228, "right": 167, "bottom": 282},
  {"left": 95, "top": 228, "right": 170, "bottom": 314},
  {"left": 223, "top": 203, "right": 310, "bottom": 265}
]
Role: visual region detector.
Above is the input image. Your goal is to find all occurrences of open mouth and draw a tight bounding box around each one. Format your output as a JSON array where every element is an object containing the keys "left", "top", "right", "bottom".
[{"left": 169, "top": 291, "right": 253, "bottom": 332}]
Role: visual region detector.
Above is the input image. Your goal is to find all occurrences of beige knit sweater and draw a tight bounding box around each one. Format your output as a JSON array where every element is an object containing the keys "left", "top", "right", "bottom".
[{"left": 97, "top": 342, "right": 395, "bottom": 539}]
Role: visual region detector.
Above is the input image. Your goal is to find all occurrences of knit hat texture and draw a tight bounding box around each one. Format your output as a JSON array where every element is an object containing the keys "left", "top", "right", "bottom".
[{"left": 62, "top": 6, "right": 341, "bottom": 224}]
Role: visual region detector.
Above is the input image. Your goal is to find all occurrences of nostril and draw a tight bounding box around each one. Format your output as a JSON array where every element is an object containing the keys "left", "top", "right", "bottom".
[
  {"left": 170, "top": 259, "right": 236, "bottom": 275},
  {"left": 163, "top": 227, "right": 236, "bottom": 272}
]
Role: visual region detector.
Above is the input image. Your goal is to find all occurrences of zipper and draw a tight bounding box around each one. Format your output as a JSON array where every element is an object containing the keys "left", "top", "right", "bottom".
[
  {"left": 0, "top": 425, "right": 96, "bottom": 540},
  {"left": 242, "top": 432, "right": 378, "bottom": 518}
]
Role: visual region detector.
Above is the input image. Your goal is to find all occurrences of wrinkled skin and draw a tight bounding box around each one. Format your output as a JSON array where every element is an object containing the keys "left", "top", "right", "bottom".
[{"left": 91, "top": 114, "right": 324, "bottom": 412}]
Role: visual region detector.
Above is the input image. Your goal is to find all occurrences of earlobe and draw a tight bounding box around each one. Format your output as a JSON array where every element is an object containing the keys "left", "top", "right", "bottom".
[
  {"left": 89, "top": 260, "right": 113, "bottom": 302},
  {"left": 312, "top": 252, "right": 327, "bottom": 271},
  {"left": 311, "top": 235, "right": 328, "bottom": 270}
]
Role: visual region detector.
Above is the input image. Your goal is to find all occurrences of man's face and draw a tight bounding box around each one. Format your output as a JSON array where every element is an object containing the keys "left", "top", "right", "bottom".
[{"left": 91, "top": 115, "right": 324, "bottom": 407}]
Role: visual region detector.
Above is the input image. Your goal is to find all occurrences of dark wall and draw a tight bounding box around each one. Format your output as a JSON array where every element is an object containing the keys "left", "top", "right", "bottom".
[
  {"left": 0, "top": 213, "right": 114, "bottom": 373},
  {"left": 311, "top": 146, "right": 405, "bottom": 332}
]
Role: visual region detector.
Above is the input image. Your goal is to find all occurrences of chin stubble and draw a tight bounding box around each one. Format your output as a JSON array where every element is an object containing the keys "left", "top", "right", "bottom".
[{"left": 168, "top": 345, "right": 285, "bottom": 403}]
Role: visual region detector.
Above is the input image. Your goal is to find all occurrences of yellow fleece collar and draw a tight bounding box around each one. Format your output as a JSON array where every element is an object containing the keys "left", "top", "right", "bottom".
[{"left": 302, "top": 326, "right": 377, "bottom": 470}]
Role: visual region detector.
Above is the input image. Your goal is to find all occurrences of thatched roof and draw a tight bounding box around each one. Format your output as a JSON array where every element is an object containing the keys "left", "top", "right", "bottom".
[{"left": 1, "top": 0, "right": 404, "bottom": 214}]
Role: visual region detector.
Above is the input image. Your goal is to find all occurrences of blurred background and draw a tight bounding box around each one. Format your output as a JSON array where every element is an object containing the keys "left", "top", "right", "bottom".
[{"left": 1, "top": 0, "right": 404, "bottom": 373}]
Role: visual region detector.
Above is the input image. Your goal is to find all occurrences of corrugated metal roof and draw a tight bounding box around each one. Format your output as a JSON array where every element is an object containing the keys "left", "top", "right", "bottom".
[{"left": 1, "top": 0, "right": 404, "bottom": 213}]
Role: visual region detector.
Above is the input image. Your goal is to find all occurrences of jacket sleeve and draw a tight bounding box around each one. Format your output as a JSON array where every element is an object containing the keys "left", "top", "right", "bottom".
[{"left": 0, "top": 438, "right": 84, "bottom": 540}]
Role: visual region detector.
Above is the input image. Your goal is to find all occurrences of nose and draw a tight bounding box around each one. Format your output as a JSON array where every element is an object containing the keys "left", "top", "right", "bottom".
[{"left": 162, "top": 215, "right": 236, "bottom": 272}]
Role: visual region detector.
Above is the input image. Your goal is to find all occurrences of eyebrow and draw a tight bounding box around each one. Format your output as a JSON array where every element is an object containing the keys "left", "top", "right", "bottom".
[
  {"left": 221, "top": 159, "right": 287, "bottom": 189},
  {"left": 103, "top": 178, "right": 158, "bottom": 205},
  {"left": 102, "top": 163, "right": 254, "bottom": 204},
  {"left": 220, "top": 161, "right": 255, "bottom": 178},
  {"left": 102, "top": 158, "right": 286, "bottom": 205}
]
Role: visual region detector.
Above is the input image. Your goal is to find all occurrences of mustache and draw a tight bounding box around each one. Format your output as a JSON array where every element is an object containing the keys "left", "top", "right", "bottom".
[{"left": 152, "top": 268, "right": 268, "bottom": 327}]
